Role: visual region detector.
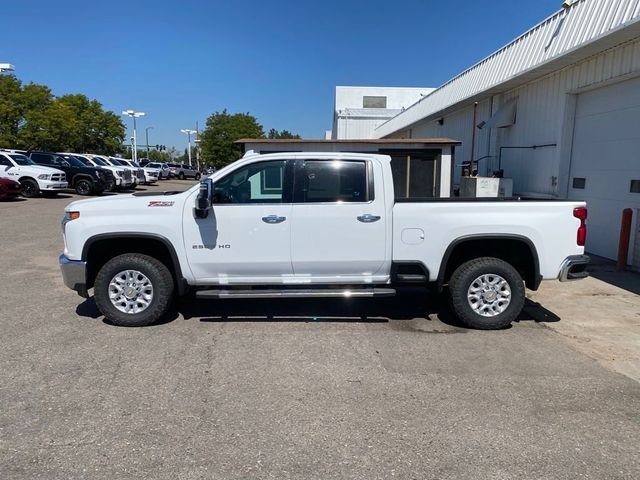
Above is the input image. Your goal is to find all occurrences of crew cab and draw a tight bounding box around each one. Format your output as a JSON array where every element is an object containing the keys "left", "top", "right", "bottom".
[
  {"left": 0, "top": 151, "right": 68, "bottom": 197},
  {"left": 59, "top": 152, "right": 589, "bottom": 329},
  {"left": 29, "top": 152, "right": 114, "bottom": 196}
]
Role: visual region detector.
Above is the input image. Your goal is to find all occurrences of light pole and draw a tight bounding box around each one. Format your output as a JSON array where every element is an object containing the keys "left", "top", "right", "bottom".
[
  {"left": 122, "top": 110, "right": 145, "bottom": 163},
  {"left": 0, "top": 63, "right": 15, "bottom": 73},
  {"left": 145, "top": 126, "right": 154, "bottom": 157},
  {"left": 181, "top": 129, "right": 196, "bottom": 166}
]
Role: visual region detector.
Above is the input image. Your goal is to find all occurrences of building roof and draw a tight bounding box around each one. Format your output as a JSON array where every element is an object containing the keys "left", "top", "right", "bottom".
[
  {"left": 375, "top": 0, "right": 640, "bottom": 137},
  {"left": 235, "top": 138, "right": 461, "bottom": 145}
]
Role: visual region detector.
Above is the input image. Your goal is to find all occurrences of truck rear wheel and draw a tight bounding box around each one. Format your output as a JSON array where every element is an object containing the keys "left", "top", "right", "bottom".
[
  {"left": 94, "top": 253, "right": 174, "bottom": 327},
  {"left": 448, "top": 257, "right": 525, "bottom": 330}
]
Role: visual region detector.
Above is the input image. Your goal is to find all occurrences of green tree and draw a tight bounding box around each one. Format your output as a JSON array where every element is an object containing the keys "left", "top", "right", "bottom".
[
  {"left": 200, "top": 110, "right": 264, "bottom": 167},
  {"left": 267, "top": 128, "right": 300, "bottom": 139},
  {"left": 0, "top": 75, "right": 125, "bottom": 154}
]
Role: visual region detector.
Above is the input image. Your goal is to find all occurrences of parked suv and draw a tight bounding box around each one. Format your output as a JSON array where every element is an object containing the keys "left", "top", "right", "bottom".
[
  {"left": 146, "top": 162, "right": 171, "bottom": 180},
  {"left": 0, "top": 151, "right": 68, "bottom": 197},
  {"left": 29, "top": 152, "right": 113, "bottom": 196},
  {"left": 170, "top": 163, "right": 201, "bottom": 180}
]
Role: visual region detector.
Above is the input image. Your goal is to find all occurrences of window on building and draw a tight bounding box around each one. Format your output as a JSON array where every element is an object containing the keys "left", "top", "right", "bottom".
[
  {"left": 363, "top": 96, "right": 387, "bottom": 109},
  {"left": 572, "top": 177, "right": 586, "bottom": 189}
]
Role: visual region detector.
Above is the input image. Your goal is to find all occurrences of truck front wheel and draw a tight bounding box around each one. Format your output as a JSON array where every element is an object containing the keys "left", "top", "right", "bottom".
[
  {"left": 448, "top": 257, "right": 525, "bottom": 330},
  {"left": 94, "top": 253, "right": 174, "bottom": 327}
]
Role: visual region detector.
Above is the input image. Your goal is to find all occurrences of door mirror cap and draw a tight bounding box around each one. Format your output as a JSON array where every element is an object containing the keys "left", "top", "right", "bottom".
[{"left": 195, "top": 178, "right": 213, "bottom": 219}]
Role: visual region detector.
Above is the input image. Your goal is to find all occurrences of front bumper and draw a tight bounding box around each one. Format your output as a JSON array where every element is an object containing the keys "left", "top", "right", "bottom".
[
  {"left": 59, "top": 254, "right": 89, "bottom": 298},
  {"left": 40, "top": 180, "right": 69, "bottom": 191},
  {"left": 558, "top": 255, "right": 590, "bottom": 282}
]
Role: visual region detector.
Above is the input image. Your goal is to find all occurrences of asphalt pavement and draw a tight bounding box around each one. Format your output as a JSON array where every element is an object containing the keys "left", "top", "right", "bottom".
[{"left": 1, "top": 180, "right": 639, "bottom": 480}]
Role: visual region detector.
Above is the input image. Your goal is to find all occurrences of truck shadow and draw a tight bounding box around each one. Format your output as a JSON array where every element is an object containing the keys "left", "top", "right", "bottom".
[{"left": 75, "top": 288, "right": 560, "bottom": 329}]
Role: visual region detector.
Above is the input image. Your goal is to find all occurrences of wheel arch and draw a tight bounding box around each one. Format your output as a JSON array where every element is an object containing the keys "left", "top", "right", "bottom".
[
  {"left": 82, "top": 233, "right": 188, "bottom": 294},
  {"left": 437, "top": 234, "right": 541, "bottom": 291}
]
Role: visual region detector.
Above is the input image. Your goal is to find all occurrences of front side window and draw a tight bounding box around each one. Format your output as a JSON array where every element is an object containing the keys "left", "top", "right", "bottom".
[
  {"left": 30, "top": 153, "right": 52, "bottom": 164},
  {"left": 213, "top": 160, "right": 286, "bottom": 204},
  {"left": 8, "top": 154, "right": 35, "bottom": 166},
  {"left": 296, "top": 160, "right": 368, "bottom": 203}
]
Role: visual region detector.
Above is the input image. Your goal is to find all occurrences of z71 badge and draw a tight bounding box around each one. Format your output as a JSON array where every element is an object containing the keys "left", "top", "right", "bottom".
[{"left": 148, "top": 201, "right": 174, "bottom": 207}]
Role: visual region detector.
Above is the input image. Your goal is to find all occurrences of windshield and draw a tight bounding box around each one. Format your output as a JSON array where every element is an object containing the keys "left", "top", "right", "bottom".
[
  {"left": 114, "top": 159, "right": 129, "bottom": 167},
  {"left": 74, "top": 156, "right": 91, "bottom": 166},
  {"left": 59, "top": 155, "right": 86, "bottom": 168},
  {"left": 9, "top": 154, "right": 36, "bottom": 166},
  {"left": 91, "top": 156, "right": 109, "bottom": 166}
]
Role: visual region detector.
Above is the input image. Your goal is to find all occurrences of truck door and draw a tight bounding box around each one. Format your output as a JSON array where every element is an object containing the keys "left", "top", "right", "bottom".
[
  {"left": 182, "top": 159, "right": 294, "bottom": 283},
  {"left": 290, "top": 158, "right": 388, "bottom": 281}
]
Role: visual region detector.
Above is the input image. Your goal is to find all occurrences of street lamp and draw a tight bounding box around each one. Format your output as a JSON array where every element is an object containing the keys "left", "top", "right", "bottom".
[
  {"left": 122, "top": 110, "right": 145, "bottom": 163},
  {"left": 181, "top": 129, "right": 196, "bottom": 166},
  {"left": 145, "top": 126, "right": 154, "bottom": 157},
  {"left": 0, "top": 63, "right": 15, "bottom": 73}
]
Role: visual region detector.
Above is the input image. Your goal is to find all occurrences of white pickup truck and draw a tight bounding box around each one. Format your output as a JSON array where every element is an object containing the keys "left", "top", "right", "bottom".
[{"left": 59, "top": 152, "right": 589, "bottom": 329}]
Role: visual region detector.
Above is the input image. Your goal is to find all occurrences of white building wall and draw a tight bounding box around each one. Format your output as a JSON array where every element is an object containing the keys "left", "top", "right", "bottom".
[
  {"left": 388, "top": 36, "right": 640, "bottom": 195},
  {"left": 335, "top": 86, "right": 433, "bottom": 110}
]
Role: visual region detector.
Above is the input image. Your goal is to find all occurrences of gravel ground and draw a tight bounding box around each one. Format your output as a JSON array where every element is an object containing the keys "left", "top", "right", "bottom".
[{"left": 1, "top": 180, "right": 639, "bottom": 480}]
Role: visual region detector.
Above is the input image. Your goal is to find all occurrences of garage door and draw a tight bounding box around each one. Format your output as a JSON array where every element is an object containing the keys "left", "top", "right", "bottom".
[{"left": 569, "top": 77, "right": 640, "bottom": 263}]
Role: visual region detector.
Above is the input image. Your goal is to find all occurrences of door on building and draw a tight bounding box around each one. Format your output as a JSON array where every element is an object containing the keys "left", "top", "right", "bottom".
[
  {"left": 568, "top": 77, "right": 640, "bottom": 263},
  {"left": 381, "top": 150, "right": 440, "bottom": 199}
]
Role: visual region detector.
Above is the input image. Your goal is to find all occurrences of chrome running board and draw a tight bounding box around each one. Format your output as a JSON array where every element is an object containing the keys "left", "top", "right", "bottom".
[{"left": 195, "top": 288, "right": 396, "bottom": 299}]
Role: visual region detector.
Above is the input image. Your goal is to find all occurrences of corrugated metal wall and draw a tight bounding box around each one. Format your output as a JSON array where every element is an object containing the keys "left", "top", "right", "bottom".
[
  {"left": 392, "top": 35, "right": 640, "bottom": 195},
  {"left": 376, "top": 0, "right": 640, "bottom": 138}
]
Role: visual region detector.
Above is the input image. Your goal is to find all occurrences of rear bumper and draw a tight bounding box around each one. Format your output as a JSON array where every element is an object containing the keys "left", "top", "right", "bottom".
[
  {"left": 59, "top": 254, "right": 89, "bottom": 298},
  {"left": 558, "top": 255, "right": 590, "bottom": 282}
]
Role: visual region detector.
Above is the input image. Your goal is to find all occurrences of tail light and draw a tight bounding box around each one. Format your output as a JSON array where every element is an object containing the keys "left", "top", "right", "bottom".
[{"left": 573, "top": 207, "right": 587, "bottom": 246}]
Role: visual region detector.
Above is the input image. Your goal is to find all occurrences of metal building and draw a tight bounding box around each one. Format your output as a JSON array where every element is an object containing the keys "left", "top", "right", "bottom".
[{"left": 334, "top": 0, "right": 640, "bottom": 266}]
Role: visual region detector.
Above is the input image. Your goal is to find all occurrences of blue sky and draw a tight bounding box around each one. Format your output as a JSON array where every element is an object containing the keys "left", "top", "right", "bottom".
[{"left": 2, "top": 0, "right": 561, "bottom": 150}]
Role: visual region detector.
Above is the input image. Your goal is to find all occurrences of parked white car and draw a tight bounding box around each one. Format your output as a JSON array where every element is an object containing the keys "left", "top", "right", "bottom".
[
  {"left": 0, "top": 151, "right": 68, "bottom": 197},
  {"left": 59, "top": 152, "right": 589, "bottom": 329},
  {"left": 102, "top": 157, "right": 138, "bottom": 187},
  {"left": 75, "top": 154, "right": 134, "bottom": 190}
]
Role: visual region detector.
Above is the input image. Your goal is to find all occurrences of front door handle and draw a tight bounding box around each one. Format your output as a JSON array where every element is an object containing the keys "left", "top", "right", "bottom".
[
  {"left": 262, "top": 215, "right": 287, "bottom": 224},
  {"left": 357, "top": 214, "right": 381, "bottom": 223}
]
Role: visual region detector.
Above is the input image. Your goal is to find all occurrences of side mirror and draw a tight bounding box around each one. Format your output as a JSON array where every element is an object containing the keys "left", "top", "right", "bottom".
[{"left": 195, "top": 178, "right": 213, "bottom": 219}]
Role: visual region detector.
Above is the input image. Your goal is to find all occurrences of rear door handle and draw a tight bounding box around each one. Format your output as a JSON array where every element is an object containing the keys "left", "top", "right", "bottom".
[
  {"left": 262, "top": 215, "right": 286, "bottom": 224},
  {"left": 357, "top": 214, "right": 381, "bottom": 223}
]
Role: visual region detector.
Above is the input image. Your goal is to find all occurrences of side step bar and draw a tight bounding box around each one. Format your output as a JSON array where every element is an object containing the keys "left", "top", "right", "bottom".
[{"left": 196, "top": 288, "right": 396, "bottom": 299}]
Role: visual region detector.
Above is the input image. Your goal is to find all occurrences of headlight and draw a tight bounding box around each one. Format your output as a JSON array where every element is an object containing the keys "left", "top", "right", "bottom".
[
  {"left": 62, "top": 211, "right": 80, "bottom": 233},
  {"left": 38, "top": 174, "right": 51, "bottom": 180}
]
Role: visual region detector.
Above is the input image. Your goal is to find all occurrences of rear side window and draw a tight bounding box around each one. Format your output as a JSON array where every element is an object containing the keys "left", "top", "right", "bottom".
[{"left": 295, "top": 160, "right": 369, "bottom": 203}]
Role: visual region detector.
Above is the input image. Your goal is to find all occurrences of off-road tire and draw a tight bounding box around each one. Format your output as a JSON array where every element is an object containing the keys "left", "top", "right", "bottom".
[
  {"left": 448, "top": 257, "right": 525, "bottom": 330},
  {"left": 94, "top": 253, "right": 174, "bottom": 327},
  {"left": 75, "top": 178, "right": 93, "bottom": 196},
  {"left": 20, "top": 178, "right": 40, "bottom": 198}
]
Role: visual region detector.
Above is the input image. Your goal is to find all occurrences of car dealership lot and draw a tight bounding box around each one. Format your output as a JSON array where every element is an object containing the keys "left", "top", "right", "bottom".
[{"left": 1, "top": 181, "right": 639, "bottom": 479}]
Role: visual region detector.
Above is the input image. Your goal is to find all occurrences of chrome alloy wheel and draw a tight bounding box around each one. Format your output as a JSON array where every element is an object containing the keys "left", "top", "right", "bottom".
[
  {"left": 467, "top": 274, "right": 511, "bottom": 317},
  {"left": 108, "top": 270, "right": 154, "bottom": 314}
]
